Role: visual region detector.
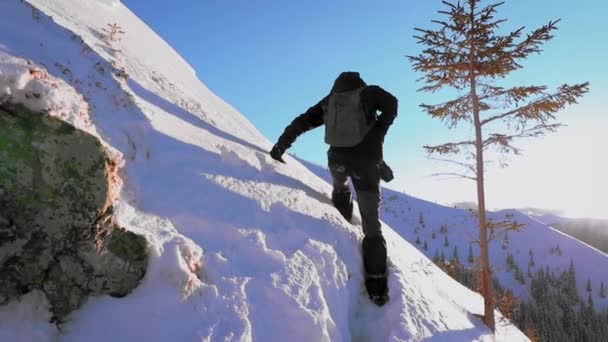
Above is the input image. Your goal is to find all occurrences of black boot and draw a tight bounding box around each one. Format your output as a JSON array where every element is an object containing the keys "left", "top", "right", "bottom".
[
  {"left": 362, "top": 235, "right": 389, "bottom": 306},
  {"left": 332, "top": 189, "right": 353, "bottom": 222},
  {"left": 365, "top": 274, "right": 389, "bottom": 306}
]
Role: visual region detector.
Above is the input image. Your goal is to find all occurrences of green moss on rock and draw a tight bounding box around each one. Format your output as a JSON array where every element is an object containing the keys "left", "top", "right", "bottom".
[{"left": 0, "top": 103, "right": 149, "bottom": 321}]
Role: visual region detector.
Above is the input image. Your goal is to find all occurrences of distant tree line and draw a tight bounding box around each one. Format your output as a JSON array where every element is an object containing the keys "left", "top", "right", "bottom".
[{"left": 433, "top": 250, "right": 608, "bottom": 341}]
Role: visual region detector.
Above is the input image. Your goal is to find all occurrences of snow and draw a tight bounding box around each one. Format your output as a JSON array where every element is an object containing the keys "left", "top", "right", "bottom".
[
  {"left": 0, "top": 0, "right": 528, "bottom": 341},
  {"left": 0, "top": 291, "right": 57, "bottom": 342},
  {"left": 303, "top": 158, "right": 608, "bottom": 309},
  {"left": 0, "top": 53, "right": 92, "bottom": 132}
]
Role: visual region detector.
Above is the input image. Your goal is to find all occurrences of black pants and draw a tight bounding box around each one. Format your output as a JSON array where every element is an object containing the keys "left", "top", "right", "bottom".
[{"left": 328, "top": 156, "right": 387, "bottom": 277}]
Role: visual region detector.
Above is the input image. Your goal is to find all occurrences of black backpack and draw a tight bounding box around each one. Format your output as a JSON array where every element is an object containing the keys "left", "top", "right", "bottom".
[{"left": 323, "top": 87, "right": 374, "bottom": 147}]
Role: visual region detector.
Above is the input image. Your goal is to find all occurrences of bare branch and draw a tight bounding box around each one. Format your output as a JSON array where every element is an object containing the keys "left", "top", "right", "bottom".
[
  {"left": 466, "top": 231, "right": 480, "bottom": 245},
  {"left": 431, "top": 172, "right": 477, "bottom": 181},
  {"left": 429, "top": 157, "right": 477, "bottom": 175},
  {"left": 482, "top": 123, "right": 563, "bottom": 155},
  {"left": 487, "top": 219, "right": 525, "bottom": 242}
]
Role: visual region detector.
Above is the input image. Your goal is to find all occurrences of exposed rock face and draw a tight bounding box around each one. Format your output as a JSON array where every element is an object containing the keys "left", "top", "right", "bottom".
[{"left": 0, "top": 103, "right": 148, "bottom": 321}]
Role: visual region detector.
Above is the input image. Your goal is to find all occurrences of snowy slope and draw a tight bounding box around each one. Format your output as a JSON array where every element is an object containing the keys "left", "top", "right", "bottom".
[
  {"left": 0, "top": 0, "right": 527, "bottom": 341},
  {"left": 301, "top": 159, "right": 608, "bottom": 309}
]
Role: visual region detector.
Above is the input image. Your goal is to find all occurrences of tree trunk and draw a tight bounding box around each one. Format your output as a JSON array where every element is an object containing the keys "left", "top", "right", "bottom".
[{"left": 468, "top": 2, "right": 495, "bottom": 332}]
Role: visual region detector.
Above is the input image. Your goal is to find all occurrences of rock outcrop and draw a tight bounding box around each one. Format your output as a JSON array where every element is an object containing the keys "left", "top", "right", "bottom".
[{"left": 0, "top": 103, "right": 148, "bottom": 321}]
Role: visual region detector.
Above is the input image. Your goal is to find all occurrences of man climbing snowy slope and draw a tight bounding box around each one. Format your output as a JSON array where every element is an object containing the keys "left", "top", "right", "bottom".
[{"left": 270, "top": 71, "right": 398, "bottom": 306}]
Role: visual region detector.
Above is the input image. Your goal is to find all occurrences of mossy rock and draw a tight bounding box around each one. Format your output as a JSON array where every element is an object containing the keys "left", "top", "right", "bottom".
[{"left": 0, "top": 103, "right": 148, "bottom": 321}]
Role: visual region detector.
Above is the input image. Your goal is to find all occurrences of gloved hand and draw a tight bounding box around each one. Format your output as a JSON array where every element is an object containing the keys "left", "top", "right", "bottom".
[
  {"left": 270, "top": 143, "right": 286, "bottom": 163},
  {"left": 378, "top": 160, "right": 394, "bottom": 182}
]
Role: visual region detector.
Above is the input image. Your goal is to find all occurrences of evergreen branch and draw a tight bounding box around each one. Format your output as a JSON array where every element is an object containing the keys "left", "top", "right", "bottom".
[
  {"left": 411, "top": 59, "right": 471, "bottom": 72},
  {"left": 474, "top": 2, "right": 506, "bottom": 32},
  {"left": 478, "top": 85, "right": 547, "bottom": 102},
  {"left": 424, "top": 140, "right": 476, "bottom": 155},
  {"left": 478, "top": 85, "right": 548, "bottom": 110},
  {"left": 509, "top": 19, "right": 561, "bottom": 60},
  {"left": 480, "top": 83, "right": 590, "bottom": 126},
  {"left": 408, "top": 53, "right": 471, "bottom": 92},
  {"left": 472, "top": 27, "right": 526, "bottom": 77},
  {"left": 420, "top": 94, "right": 472, "bottom": 126},
  {"left": 413, "top": 27, "right": 467, "bottom": 52}
]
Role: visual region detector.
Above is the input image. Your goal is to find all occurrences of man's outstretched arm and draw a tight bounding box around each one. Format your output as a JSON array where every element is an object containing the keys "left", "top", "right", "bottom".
[{"left": 270, "top": 96, "right": 327, "bottom": 163}]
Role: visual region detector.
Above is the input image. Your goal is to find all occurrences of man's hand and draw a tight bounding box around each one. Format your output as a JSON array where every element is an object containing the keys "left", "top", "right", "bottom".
[
  {"left": 378, "top": 160, "right": 394, "bottom": 182},
  {"left": 270, "top": 144, "right": 286, "bottom": 163}
]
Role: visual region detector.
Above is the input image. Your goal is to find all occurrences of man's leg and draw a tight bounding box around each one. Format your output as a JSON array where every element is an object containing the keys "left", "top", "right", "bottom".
[
  {"left": 352, "top": 163, "right": 388, "bottom": 306},
  {"left": 329, "top": 162, "right": 353, "bottom": 222}
]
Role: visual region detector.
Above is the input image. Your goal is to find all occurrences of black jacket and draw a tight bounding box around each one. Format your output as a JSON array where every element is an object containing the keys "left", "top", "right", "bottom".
[{"left": 277, "top": 72, "right": 398, "bottom": 165}]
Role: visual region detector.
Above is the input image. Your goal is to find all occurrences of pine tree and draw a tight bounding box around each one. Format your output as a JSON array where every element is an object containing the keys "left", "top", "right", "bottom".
[
  {"left": 409, "top": 0, "right": 589, "bottom": 331},
  {"left": 525, "top": 324, "right": 539, "bottom": 342},
  {"left": 467, "top": 244, "right": 474, "bottom": 264},
  {"left": 569, "top": 259, "right": 575, "bottom": 275},
  {"left": 444, "top": 235, "right": 450, "bottom": 247},
  {"left": 586, "top": 278, "right": 592, "bottom": 292},
  {"left": 452, "top": 245, "right": 460, "bottom": 263},
  {"left": 529, "top": 249, "right": 535, "bottom": 267},
  {"left": 423, "top": 241, "right": 428, "bottom": 251},
  {"left": 515, "top": 267, "right": 525, "bottom": 284},
  {"left": 416, "top": 236, "right": 421, "bottom": 245},
  {"left": 506, "top": 253, "right": 515, "bottom": 272},
  {"left": 561, "top": 302, "right": 575, "bottom": 337},
  {"left": 432, "top": 231, "right": 437, "bottom": 239},
  {"left": 419, "top": 212, "right": 425, "bottom": 227},
  {"left": 587, "top": 293, "right": 595, "bottom": 316},
  {"left": 501, "top": 232, "right": 509, "bottom": 250},
  {"left": 600, "top": 281, "right": 606, "bottom": 299},
  {"left": 498, "top": 290, "right": 517, "bottom": 320},
  {"left": 434, "top": 249, "right": 441, "bottom": 262}
]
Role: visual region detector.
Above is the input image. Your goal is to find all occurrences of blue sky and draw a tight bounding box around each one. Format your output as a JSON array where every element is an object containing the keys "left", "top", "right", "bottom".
[{"left": 123, "top": 0, "right": 607, "bottom": 218}]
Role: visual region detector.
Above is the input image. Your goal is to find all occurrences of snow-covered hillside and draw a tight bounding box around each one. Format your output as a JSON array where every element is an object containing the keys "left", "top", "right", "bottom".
[
  {"left": 302, "top": 159, "right": 608, "bottom": 309},
  {"left": 0, "top": 0, "right": 527, "bottom": 341}
]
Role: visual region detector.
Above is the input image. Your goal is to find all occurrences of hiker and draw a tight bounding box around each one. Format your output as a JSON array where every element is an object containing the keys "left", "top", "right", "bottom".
[{"left": 269, "top": 71, "right": 398, "bottom": 306}]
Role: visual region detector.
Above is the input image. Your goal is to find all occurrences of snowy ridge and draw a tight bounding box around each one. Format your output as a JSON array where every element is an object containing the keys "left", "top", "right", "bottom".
[
  {"left": 0, "top": 0, "right": 526, "bottom": 341},
  {"left": 302, "top": 158, "right": 608, "bottom": 309}
]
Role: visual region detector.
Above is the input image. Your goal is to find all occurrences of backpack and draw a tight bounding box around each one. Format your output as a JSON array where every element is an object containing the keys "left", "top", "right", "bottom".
[{"left": 323, "top": 87, "right": 375, "bottom": 147}]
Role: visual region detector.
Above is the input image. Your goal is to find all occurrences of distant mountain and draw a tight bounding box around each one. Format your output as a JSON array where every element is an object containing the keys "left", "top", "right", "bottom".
[
  {"left": 459, "top": 205, "right": 607, "bottom": 254},
  {"left": 516, "top": 207, "right": 565, "bottom": 218},
  {"left": 534, "top": 216, "right": 608, "bottom": 254},
  {"left": 451, "top": 201, "right": 478, "bottom": 211}
]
